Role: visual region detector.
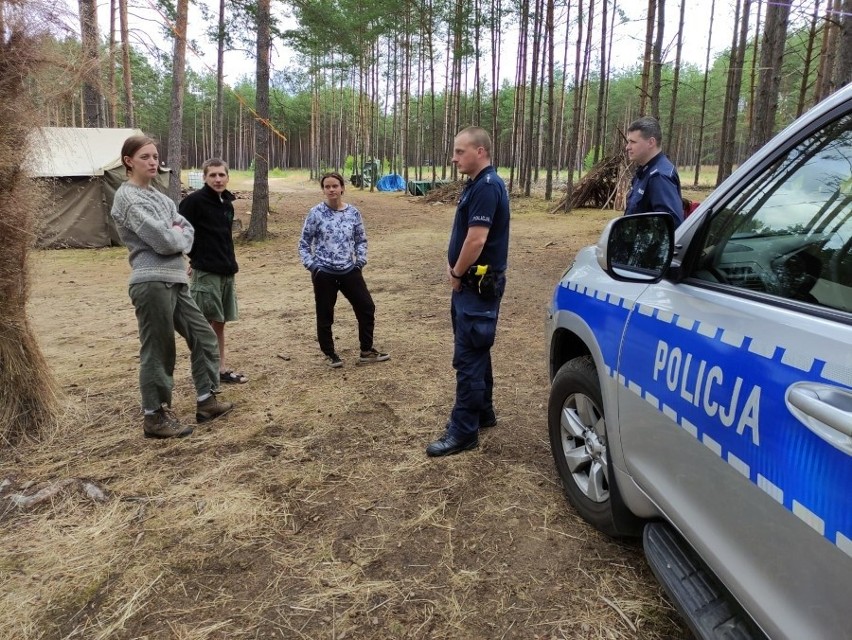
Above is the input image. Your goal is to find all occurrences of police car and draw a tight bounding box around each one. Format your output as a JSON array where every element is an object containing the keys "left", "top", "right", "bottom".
[{"left": 546, "top": 83, "right": 851, "bottom": 640}]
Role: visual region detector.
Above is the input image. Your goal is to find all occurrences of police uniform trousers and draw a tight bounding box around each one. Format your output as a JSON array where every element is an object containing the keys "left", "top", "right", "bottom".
[{"left": 448, "top": 277, "right": 505, "bottom": 439}]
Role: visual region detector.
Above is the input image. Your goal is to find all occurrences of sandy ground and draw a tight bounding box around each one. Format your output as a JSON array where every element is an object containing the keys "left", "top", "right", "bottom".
[{"left": 2, "top": 179, "right": 689, "bottom": 639}]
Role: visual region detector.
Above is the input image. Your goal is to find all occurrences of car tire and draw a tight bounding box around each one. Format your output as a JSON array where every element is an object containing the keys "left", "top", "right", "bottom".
[{"left": 548, "top": 355, "right": 642, "bottom": 537}]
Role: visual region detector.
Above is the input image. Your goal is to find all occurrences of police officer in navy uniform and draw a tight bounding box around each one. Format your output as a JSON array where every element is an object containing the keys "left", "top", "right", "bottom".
[
  {"left": 426, "top": 126, "right": 510, "bottom": 457},
  {"left": 624, "top": 116, "right": 683, "bottom": 227}
]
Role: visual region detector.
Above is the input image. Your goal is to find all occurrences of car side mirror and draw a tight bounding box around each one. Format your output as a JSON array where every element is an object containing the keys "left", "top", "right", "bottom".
[{"left": 596, "top": 213, "right": 675, "bottom": 283}]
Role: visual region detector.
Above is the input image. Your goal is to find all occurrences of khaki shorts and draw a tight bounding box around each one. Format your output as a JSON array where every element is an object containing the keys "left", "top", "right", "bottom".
[{"left": 190, "top": 269, "right": 238, "bottom": 323}]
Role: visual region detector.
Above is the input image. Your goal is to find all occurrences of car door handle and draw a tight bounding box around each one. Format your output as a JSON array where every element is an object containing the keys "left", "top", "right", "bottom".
[{"left": 787, "top": 383, "right": 852, "bottom": 455}]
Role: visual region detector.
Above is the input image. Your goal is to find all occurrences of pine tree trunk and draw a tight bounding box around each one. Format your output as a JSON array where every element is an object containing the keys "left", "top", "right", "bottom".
[
  {"left": 577, "top": 0, "right": 596, "bottom": 179},
  {"left": 509, "top": 0, "right": 529, "bottom": 193},
  {"left": 563, "top": 0, "right": 586, "bottom": 211},
  {"left": 814, "top": 0, "right": 839, "bottom": 102},
  {"left": 750, "top": 0, "right": 791, "bottom": 154},
  {"left": 402, "top": 3, "right": 411, "bottom": 180},
  {"left": 544, "top": 0, "right": 555, "bottom": 200},
  {"left": 78, "top": 0, "right": 103, "bottom": 127},
  {"left": 604, "top": 0, "right": 617, "bottom": 155},
  {"left": 415, "top": 17, "right": 425, "bottom": 178},
  {"left": 833, "top": 0, "right": 852, "bottom": 89},
  {"left": 214, "top": 0, "right": 225, "bottom": 159},
  {"left": 747, "top": 0, "right": 762, "bottom": 139},
  {"left": 533, "top": 23, "right": 546, "bottom": 185},
  {"left": 717, "top": 0, "right": 751, "bottom": 184},
  {"left": 490, "top": 0, "right": 502, "bottom": 165},
  {"left": 441, "top": 19, "right": 452, "bottom": 180},
  {"left": 245, "top": 0, "right": 271, "bottom": 240},
  {"left": 666, "top": 0, "right": 685, "bottom": 159},
  {"left": 523, "top": 0, "right": 543, "bottom": 196},
  {"left": 107, "top": 0, "right": 117, "bottom": 127},
  {"left": 555, "top": 1, "right": 571, "bottom": 180},
  {"left": 119, "top": 0, "right": 134, "bottom": 127},
  {"left": 650, "top": 0, "right": 665, "bottom": 120},
  {"left": 694, "top": 0, "right": 715, "bottom": 185},
  {"left": 797, "top": 0, "right": 822, "bottom": 117},
  {"left": 639, "top": 0, "right": 656, "bottom": 115},
  {"left": 592, "top": 0, "right": 609, "bottom": 166},
  {"left": 166, "top": 0, "right": 189, "bottom": 203},
  {"left": 427, "top": 0, "right": 438, "bottom": 184}
]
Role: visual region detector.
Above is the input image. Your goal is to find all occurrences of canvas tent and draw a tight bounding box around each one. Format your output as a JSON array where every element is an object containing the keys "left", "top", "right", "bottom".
[{"left": 26, "top": 127, "right": 170, "bottom": 248}]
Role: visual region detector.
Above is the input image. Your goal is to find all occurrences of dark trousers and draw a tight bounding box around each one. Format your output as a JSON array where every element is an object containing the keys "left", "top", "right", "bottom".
[
  {"left": 312, "top": 269, "right": 375, "bottom": 356},
  {"left": 448, "top": 280, "right": 504, "bottom": 439}
]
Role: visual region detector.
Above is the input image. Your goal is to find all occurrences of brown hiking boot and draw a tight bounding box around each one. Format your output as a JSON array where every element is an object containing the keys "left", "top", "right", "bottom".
[
  {"left": 143, "top": 406, "right": 193, "bottom": 439},
  {"left": 196, "top": 395, "right": 234, "bottom": 423}
]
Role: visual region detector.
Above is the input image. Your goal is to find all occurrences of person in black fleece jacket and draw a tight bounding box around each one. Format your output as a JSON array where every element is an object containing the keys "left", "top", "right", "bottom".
[{"left": 179, "top": 158, "right": 247, "bottom": 385}]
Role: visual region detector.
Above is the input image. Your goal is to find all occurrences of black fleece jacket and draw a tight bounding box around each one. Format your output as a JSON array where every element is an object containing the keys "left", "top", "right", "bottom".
[{"left": 179, "top": 184, "right": 239, "bottom": 275}]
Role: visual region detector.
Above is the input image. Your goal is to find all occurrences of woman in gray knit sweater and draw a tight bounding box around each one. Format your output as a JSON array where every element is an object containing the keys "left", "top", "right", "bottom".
[{"left": 111, "top": 136, "right": 233, "bottom": 438}]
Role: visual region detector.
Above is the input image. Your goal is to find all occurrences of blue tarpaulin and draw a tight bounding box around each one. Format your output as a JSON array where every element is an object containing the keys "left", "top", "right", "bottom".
[{"left": 376, "top": 173, "right": 406, "bottom": 191}]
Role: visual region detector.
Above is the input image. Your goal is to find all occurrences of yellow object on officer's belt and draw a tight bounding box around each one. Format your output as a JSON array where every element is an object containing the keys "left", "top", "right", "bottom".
[{"left": 473, "top": 265, "right": 488, "bottom": 276}]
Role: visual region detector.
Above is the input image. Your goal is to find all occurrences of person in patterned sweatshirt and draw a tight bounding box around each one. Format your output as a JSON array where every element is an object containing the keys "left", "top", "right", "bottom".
[
  {"left": 111, "top": 135, "right": 233, "bottom": 438},
  {"left": 298, "top": 172, "right": 390, "bottom": 368}
]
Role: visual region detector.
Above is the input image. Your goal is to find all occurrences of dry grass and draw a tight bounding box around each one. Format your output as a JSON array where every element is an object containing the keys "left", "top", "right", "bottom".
[{"left": 0, "top": 180, "right": 689, "bottom": 639}]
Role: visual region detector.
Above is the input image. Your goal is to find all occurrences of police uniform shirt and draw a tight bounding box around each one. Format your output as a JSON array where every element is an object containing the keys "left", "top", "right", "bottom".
[
  {"left": 448, "top": 166, "right": 510, "bottom": 273},
  {"left": 624, "top": 152, "right": 683, "bottom": 226}
]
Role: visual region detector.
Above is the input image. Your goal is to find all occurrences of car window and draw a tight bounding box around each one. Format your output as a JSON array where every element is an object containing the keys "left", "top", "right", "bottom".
[{"left": 692, "top": 113, "right": 852, "bottom": 313}]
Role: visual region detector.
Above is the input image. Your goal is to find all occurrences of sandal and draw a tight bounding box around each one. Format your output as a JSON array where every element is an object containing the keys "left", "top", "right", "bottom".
[{"left": 220, "top": 370, "right": 248, "bottom": 384}]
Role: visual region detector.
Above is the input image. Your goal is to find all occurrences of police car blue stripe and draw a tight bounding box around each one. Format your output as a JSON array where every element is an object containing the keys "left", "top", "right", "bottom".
[{"left": 554, "top": 279, "right": 851, "bottom": 556}]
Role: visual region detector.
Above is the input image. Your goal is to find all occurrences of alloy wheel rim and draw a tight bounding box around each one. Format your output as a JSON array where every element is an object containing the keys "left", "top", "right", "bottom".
[{"left": 559, "top": 392, "right": 609, "bottom": 503}]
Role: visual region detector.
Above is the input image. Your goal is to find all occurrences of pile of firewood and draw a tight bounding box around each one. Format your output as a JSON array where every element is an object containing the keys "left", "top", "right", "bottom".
[
  {"left": 551, "top": 153, "right": 633, "bottom": 213},
  {"left": 421, "top": 180, "right": 465, "bottom": 204}
]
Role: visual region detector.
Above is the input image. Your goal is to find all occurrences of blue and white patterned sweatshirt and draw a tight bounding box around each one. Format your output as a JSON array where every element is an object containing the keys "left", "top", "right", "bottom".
[{"left": 298, "top": 202, "right": 368, "bottom": 274}]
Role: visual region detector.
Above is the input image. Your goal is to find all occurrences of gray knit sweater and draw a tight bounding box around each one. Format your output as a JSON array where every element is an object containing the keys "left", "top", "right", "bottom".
[{"left": 111, "top": 182, "right": 195, "bottom": 285}]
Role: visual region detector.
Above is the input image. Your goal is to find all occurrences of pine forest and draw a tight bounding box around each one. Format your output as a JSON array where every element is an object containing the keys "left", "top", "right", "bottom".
[{"left": 23, "top": 0, "right": 852, "bottom": 197}]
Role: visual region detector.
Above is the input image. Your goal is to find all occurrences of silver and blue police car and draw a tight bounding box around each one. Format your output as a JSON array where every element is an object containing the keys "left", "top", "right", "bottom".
[{"left": 546, "top": 82, "right": 852, "bottom": 640}]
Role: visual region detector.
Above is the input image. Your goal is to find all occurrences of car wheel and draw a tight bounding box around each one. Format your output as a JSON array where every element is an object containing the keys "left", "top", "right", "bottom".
[{"left": 548, "top": 355, "right": 640, "bottom": 537}]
